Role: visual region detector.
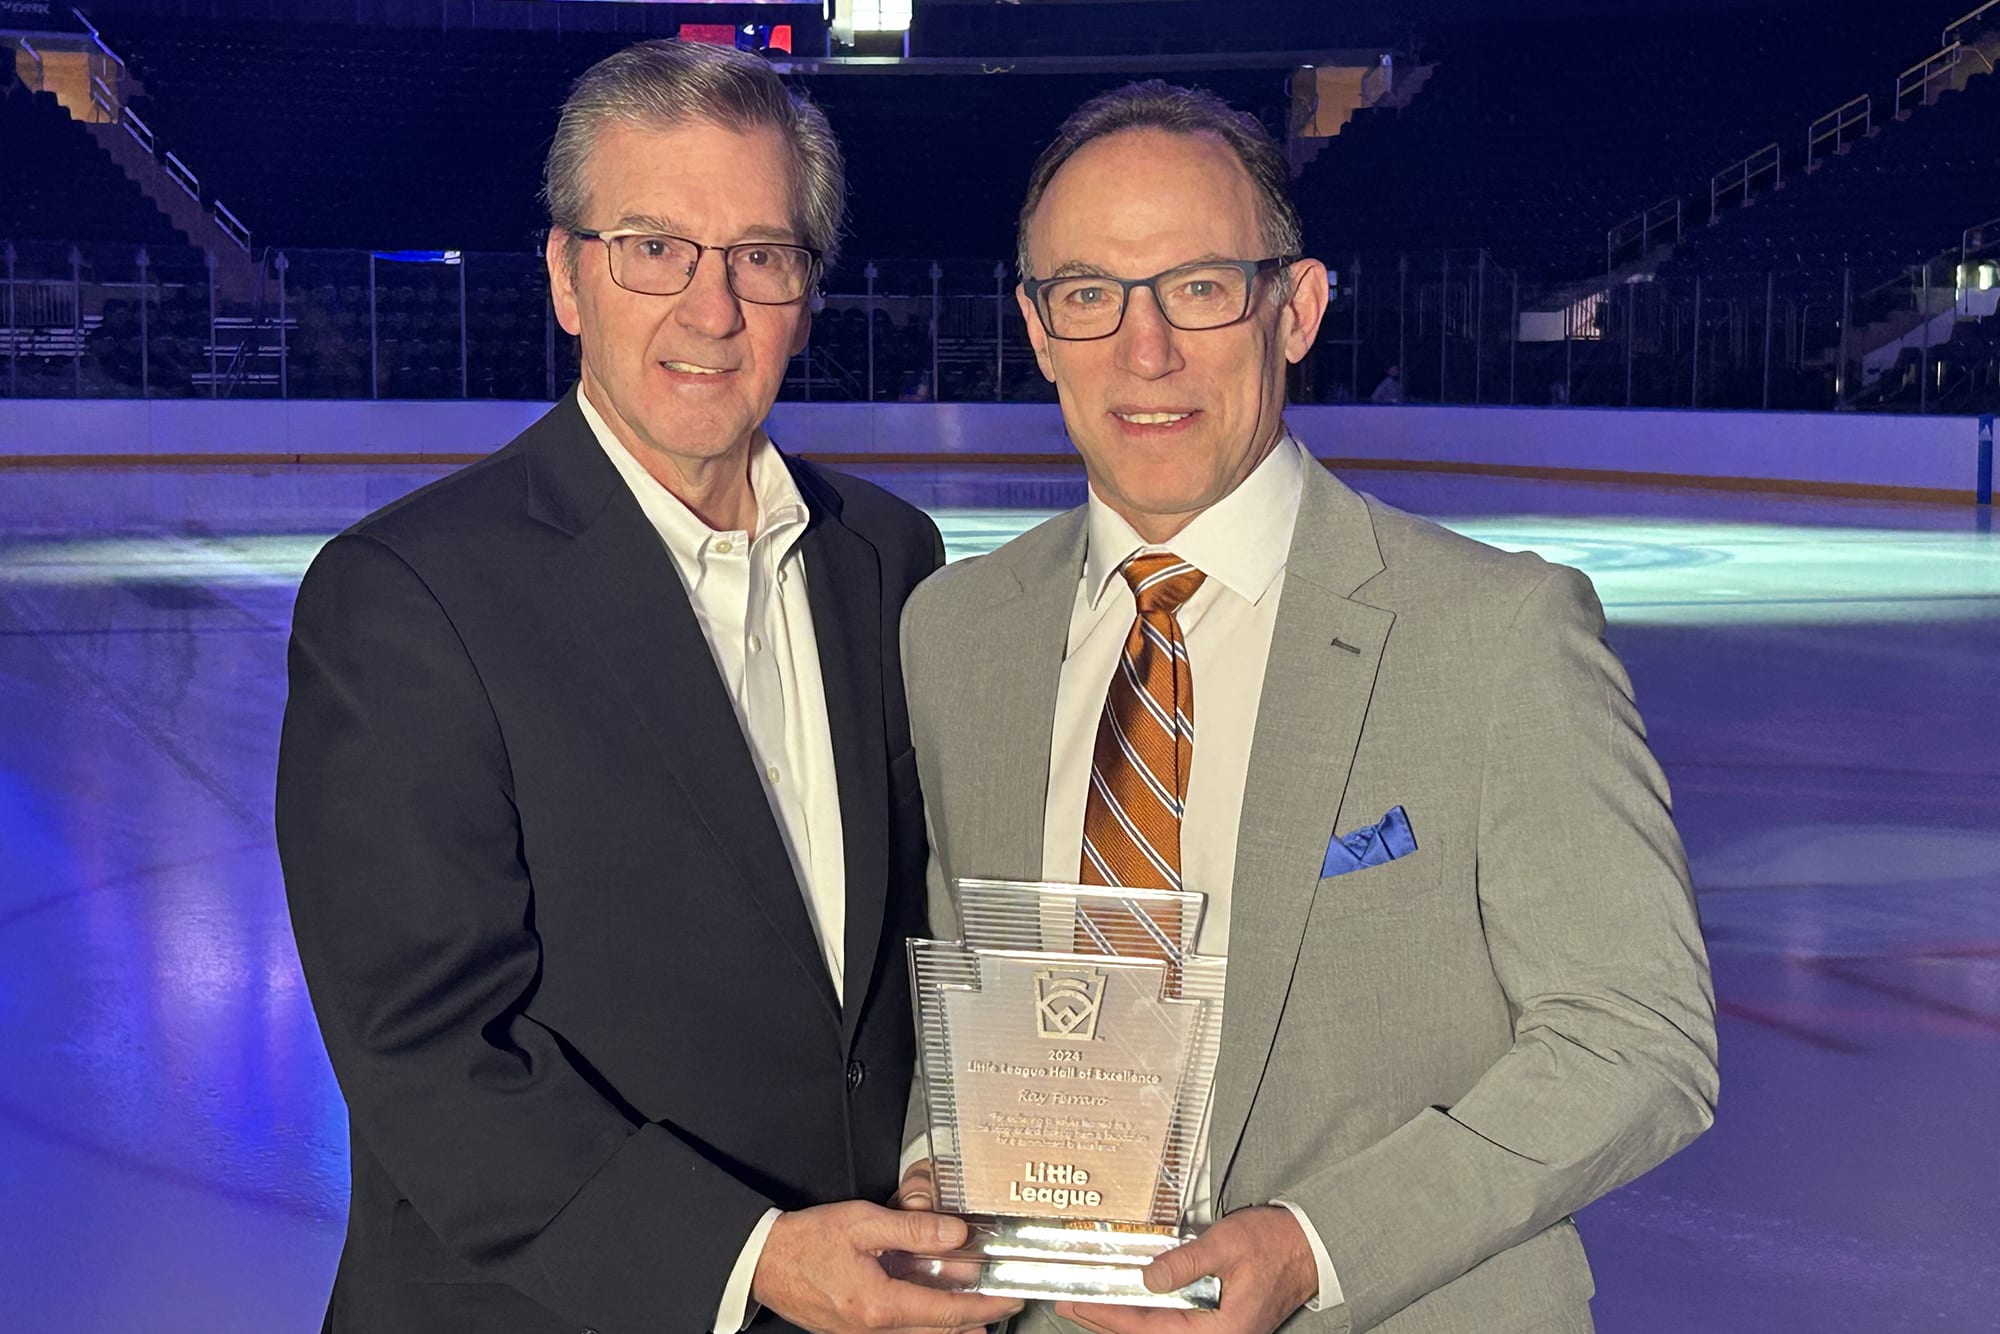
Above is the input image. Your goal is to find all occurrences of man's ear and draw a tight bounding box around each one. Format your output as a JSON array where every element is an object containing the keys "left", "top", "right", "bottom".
[
  {"left": 1017, "top": 285, "right": 1057, "bottom": 383},
  {"left": 546, "top": 229, "right": 583, "bottom": 337},
  {"left": 1280, "top": 259, "right": 1331, "bottom": 365}
]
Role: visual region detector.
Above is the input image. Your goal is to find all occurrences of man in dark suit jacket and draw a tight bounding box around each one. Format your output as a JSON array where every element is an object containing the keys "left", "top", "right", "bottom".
[{"left": 277, "top": 41, "right": 1021, "bottom": 1334}]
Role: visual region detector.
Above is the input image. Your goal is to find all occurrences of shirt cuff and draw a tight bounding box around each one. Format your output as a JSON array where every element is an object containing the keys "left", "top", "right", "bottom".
[
  {"left": 712, "top": 1207, "right": 783, "bottom": 1333},
  {"left": 1270, "top": 1198, "right": 1345, "bottom": 1312}
]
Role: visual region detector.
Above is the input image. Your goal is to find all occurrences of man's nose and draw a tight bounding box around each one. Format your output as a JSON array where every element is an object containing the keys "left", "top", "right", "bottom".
[
  {"left": 673, "top": 248, "right": 745, "bottom": 338},
  {"left": 1113, "top": 288, "right": 1182, "bottom": 380}
]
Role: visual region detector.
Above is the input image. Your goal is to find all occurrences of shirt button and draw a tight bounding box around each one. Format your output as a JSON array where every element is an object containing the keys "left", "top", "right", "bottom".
[
  {"left": 767, "top": 764, "right": 781, "bottom": 784},
  {"left": 749, "top": 634, "right": 763, "bottom": 653},
  {"left": 713, "top": 539, "right": 733, "bottom": 555},
  {"left": 846, "top": 1060, "right": 866, "bottom": 1090}
]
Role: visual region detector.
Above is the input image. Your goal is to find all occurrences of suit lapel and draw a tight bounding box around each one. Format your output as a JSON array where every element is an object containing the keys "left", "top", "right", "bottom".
[
  {"left": 789, "top": 466, "right": 891, "bottom": 1048},
  {"left": 961, "top": 511, "right": 1087, "bottom": 885},
  {"left": 1210, "top": 464, "right": 1393, "bottom": 1195},
  {"left": 529, "top": 402, "right": 839, "bottom": 1023}
]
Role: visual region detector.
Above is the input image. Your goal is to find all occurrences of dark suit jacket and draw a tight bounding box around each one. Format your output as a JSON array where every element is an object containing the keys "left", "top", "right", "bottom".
[{"left": 277, "top": 392, "right": 944, "bottom": 1334}]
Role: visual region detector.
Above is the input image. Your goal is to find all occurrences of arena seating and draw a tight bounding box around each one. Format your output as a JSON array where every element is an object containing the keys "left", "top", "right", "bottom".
[
  {"left": 913, "top": 0, "right": 1401, "bottom": 59},
  {"left": 1932, "top": 309, "right": 2000, "bottom": 410},
  {"left": 96, "top": 16, "right": 1290, "bottom": 271},
  {"left": 803, "top": 68, "right": 1289, "bottom": 268},
  {"left": 1296, "top": 1, "right": 1975, "bottom": 278},
  {"left": 1664, "top": 68, "right": 2000, "bottom": 278},
  {"left": 20, "top": 2, "right": 1988, "bottom": 410},
  {"left": 270, "top": 248, "right": 555, "bottom": 399},
  {"left": 83, "top": 2, "right": 1989, "bottom": 281},
  {"left": 102, "top": 19, "right": 626, "bottom": 253},
  {"left": 1, "top": 77, "right": 183, "bottom": 248}
]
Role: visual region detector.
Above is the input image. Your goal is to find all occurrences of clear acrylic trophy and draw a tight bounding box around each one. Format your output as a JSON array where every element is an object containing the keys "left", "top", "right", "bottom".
[{"left": 893, "top": 879, "right": 1227, "bottom": 1309}]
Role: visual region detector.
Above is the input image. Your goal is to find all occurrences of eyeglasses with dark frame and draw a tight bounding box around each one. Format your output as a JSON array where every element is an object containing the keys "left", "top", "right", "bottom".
[
  {"left": 570, "top": 228, "right": 822, "bottom": 305},
  {"left": 1023, "top": 257, "right": 1298, "bottom": 341}
]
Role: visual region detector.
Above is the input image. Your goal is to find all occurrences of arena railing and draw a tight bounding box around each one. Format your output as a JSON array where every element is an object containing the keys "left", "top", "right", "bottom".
[
  {"left": 75, "top": 7, "right": 125, "bottom": 124},
  {"left": 1943, "top": 0, "right": 2000, "bottom": 49},
  {"left": 119, "top": 104, "right": 155, "bottom": 154},
  {"left": 88, "top": 71, "right": 116, "bottom": 120},
  {"left": 162, "top": 151, "right": 201, "bottom": 204},
  {"left": 16, "top": 37, "right": 43, "bottom": 92},
  {"left": 1896, "top": 43, "right": 1966, "bottom": 119},
  {"left": 213, "top": 202, "right": 251, "bottom": 254},
  {"left": 1606, "top": 197, "right": 1682, "bottom": 275},
  {"left": 1806, "top": 94, "right": 1871, "bottom": 173},
  {"left": 2, "top": 243, "right": 1996, "bottom": 415},
  {"left": 1710, "top": 143, "right": 1781, "bottom": 220}
]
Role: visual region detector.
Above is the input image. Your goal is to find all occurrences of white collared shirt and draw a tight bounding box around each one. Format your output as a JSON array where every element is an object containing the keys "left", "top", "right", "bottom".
[
  {"left": 1040, "top": 430, "right": 1346, "bottom": 1311},
  {"left": 1042, "top": 433, "right": 1304, "bottom": 960},
  {"left": 580, "top": 389, "right": 842, "bottom": 1332}
]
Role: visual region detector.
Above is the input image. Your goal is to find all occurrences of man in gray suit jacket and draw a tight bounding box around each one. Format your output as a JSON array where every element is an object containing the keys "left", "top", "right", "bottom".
[{"left": 896, "top": 83, "right": 1717, "bottom": 1334}]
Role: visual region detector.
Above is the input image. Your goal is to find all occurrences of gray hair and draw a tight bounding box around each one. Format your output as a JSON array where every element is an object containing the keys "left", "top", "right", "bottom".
[
  {"left": 544, "top": 40, "right": 846, "bottom": 274},
  {"left": 1016, "top": 80, "right": 1302, "bottom": 290}
]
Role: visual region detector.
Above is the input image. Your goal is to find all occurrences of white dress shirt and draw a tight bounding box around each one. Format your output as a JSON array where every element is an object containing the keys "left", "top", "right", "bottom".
[
  {"left": 1039, "top": 431, "right": 1346, "bottom": 1312},
  {"left": 581, "top": 390, "right": 842, "bottom": 1332}
]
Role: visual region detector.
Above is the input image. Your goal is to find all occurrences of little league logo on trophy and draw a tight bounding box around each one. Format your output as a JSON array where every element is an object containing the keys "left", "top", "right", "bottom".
[
  {"left": 893, "top": 879, "right": 1229, "bottom": 1309},
  {"left": 1034, "top": 967, "right": 1106, "bottom": 1042}
]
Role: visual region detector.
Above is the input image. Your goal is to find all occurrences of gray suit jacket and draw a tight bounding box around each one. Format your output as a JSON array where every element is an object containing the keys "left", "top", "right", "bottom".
[{"left": 900, "top": 459, "right": 1718, "bottom": 1334}]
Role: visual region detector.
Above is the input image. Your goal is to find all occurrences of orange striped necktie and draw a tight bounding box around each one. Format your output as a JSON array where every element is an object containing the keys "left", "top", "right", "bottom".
[{"left": 1078, "top": 552, "right": 1206, "bottom": 958}]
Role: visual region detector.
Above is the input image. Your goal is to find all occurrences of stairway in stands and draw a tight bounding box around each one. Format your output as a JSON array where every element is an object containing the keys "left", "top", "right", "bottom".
[{"left": 1, "top": 77, "right": 181, "bottom": 251}]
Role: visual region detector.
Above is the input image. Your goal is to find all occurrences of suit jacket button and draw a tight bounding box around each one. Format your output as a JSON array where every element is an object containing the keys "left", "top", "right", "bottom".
[{"left": 846, "top": 1059, "right": 866, "bottom": 1090}]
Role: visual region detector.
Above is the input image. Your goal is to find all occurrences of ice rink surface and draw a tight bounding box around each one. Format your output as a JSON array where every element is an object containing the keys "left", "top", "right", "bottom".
[{"left": 1, "top": 460, "right": 1995, "bottom": 1332}]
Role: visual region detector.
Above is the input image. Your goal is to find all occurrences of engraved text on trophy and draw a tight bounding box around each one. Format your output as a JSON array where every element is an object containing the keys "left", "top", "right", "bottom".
[{"left": 942, "top": 954, "right": 1197, "bottom": 1221}]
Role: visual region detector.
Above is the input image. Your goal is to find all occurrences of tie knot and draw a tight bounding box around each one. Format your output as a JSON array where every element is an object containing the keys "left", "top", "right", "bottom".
[{"left": 1121, "top": 552, "right": 1206, "bottom": 616}]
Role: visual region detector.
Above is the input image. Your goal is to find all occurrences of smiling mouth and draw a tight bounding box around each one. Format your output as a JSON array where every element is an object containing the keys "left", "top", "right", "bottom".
[
  {"left": 1114, "top": 411, "right": 1195, "bottom": 425},
  {"left": 662, "top": 361, "right": 731, "bottom": 375}
]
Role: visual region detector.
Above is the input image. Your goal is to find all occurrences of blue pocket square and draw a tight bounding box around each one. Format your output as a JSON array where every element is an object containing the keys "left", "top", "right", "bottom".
[{"left": 1321, "top": 806, "right": 1418, "bottom": 878}]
